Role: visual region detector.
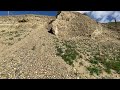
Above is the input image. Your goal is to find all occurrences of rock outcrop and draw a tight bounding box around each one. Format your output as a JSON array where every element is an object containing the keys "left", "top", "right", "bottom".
[{"left": 51, "top": 11, "right": 103, "bottom": 39}]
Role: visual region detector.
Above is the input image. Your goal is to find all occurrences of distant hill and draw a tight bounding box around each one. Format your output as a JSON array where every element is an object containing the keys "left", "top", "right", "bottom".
[{"left": 102, "top": 22, "right": 120, "bottom": 32}]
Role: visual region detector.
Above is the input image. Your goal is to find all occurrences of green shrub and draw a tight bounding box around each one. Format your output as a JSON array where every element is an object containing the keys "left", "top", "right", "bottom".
[
  {"left": 87, "top": 66, "right": 101, "bottom": 75},
  {"left": 56, "top": 41, "right": 79, "bottom": 66},
  {"left": 90, "top": 58, "right": 99, "bottom": 64}
]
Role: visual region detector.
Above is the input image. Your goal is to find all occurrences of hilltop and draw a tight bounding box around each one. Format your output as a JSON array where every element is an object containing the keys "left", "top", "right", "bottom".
[{"left": 0, "top": 11, "right": 120, "bottom": 79}]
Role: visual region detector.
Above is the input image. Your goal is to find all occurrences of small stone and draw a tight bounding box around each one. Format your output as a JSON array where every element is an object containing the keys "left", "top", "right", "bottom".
[
  {"left": 77, "top": 76, "right": 80, "bottom": 79},
  {"left": 35, "top": 71, "right": 38, "bottom": 74}
]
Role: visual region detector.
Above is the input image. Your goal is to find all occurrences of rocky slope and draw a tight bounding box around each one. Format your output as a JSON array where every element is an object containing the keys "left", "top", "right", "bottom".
[
  {"left": 52, "top": 11, "right": 103, "bottom": 39},
  {"left": 0, "top": 12, "right": 120, "bottom": 79}
]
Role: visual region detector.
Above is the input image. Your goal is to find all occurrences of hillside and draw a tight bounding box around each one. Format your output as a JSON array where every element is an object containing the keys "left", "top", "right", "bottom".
[
  {"left": 0, "top": 12, "right": 120, "bottom": 79},
  {"left": 102, "top": 22, "right": 120, "bottom": 32}
]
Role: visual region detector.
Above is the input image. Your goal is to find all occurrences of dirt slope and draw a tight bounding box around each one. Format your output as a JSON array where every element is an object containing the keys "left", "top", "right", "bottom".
[
  {"left": 0, "top": 15, "right": 76, "bottom": 79},
  {"left": 0, "top": 12, "right": 120, "bottom": 79}
]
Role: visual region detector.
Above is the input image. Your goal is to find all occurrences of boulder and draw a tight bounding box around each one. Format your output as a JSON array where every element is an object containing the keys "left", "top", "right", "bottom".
[{"left": 52, "top": 11, "right": 103, "bottom": 39}]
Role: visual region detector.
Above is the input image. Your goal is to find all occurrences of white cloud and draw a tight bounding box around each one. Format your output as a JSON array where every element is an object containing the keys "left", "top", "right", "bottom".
[
  {"left": 74, "top": 11, "right": 91, "bottom": 13},
  {"left": 73, "top": 11, "right": 120, "bottom": 23}
]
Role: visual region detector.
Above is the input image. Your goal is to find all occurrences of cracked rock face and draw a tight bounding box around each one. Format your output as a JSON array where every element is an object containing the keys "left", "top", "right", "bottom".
[{"left": 52, "top": 11, "right": 104, "bottom": 39}]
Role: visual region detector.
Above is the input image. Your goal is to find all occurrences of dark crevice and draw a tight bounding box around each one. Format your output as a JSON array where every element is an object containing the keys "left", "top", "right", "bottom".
[
  {"left": 56, "top": 11, "right": 61, "bottom": 18},
  {"left": 47, "top": 20, "right": 55, "bottom": 35},
  {"left": 48, "top": 28, "right": 54, "bottom": 34},
  {"left": 48, "top": 11, "right": 62, "bottom": 35},
  {"left": 48, "top": 20, "right": 55, "bottom": 24}
]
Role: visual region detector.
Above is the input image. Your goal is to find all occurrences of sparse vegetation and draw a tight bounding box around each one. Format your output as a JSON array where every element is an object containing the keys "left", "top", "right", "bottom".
[
  {"left": 88, "top": 44, "right": 120, "bottom": 74},
  {"left": 42, "top": 43, "right": 45, "bottom": 46},
  {"left": 0, "top": 30, "right": 27, "bottom": 46},
  {"left": 0, "top": 73, "right": 9, "bottom": 79},
  {"left": 56, "top": 40, "right": 79, "bottom": 66},
  {"left": 1, "top": 30, "right": 5, "bottom": 32},
  {"left": 90, "top": 57, "right": 99, "bottom": 65},
  {"left": 18, "top": 38, "right": 21, "bottom": 41},
  {"left": 87, "top": 65, "right": 102, "bottom": 75},
  {"left": 7, "top": 42, "right": 13, "bottom": 45},
  {"left": 0, "top": 31, "right": 21, "bottom": 37},
  {"left": 103, "top": 22, "right": 120, "bottom": 31},
  {"left": 101, "top": 59, "right": 120, "bottom": 74},
  {"left": 14, "top": 34, "right": 21, "bottom": 37},
  {"left": 76, "top": 38, "right": 120, "bottom": 75},
  {"left": 9, "top": 37, "right": 13, "bottom": 40}
]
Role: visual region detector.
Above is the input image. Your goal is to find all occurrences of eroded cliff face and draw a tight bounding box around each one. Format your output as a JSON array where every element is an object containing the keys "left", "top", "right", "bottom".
[{"left": 51, "top": 11, "right": 104, "bottom": 39}]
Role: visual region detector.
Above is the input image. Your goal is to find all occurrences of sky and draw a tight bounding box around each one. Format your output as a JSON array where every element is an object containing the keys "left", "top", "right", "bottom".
[
  {"left": 0, "top": 11, "right": 120, "bottom": 23},
  {"left": 73, "top": 11, "right": 120, "bottom": 23},
  {"left": 0, "top": 11, "right": 57, "bottom": 16}
]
